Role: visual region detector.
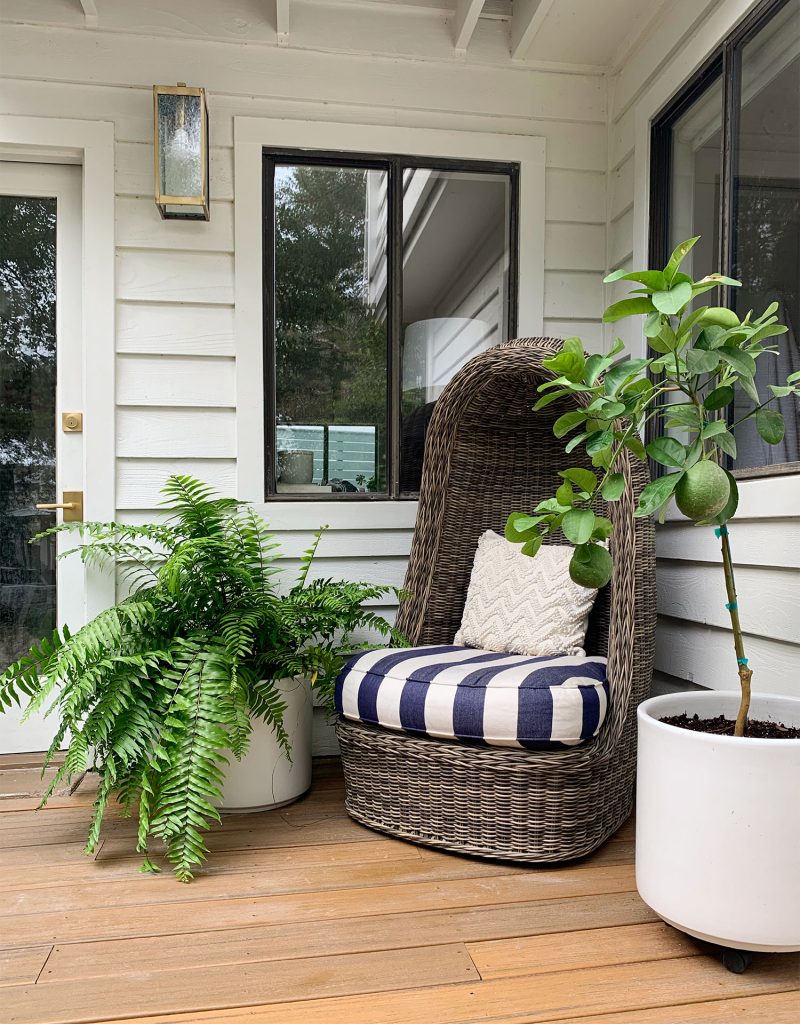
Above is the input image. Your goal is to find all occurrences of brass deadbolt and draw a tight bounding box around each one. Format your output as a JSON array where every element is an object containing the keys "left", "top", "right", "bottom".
[{"left": 62, "top": 412, "right": 83, "bottom": 433}]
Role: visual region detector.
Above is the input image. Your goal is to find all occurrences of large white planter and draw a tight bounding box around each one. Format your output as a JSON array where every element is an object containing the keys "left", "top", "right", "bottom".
[
  {"left": 219, "top": 676, "right": 313, "bottom": 813},
  {"left": 636, "top": 690, "right": 800, "bottom": 952}
]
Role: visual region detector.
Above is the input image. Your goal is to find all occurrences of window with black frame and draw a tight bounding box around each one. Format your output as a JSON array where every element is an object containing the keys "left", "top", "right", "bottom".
[
  {"left": 263, "top": 151, "right": 518, "bottom": 499},
  {"left": 650, "top": 0, "right": 800, "bottom": 477}
]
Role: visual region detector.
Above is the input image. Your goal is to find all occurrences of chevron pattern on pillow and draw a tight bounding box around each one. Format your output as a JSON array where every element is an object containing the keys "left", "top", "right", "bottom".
[{"left": 454, "top": 530, "right": 599, "bottom": 657}]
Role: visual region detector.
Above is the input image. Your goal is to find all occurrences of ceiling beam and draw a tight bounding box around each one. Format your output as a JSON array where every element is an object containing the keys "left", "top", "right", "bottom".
[
  {"left": 78, "top": 0, "right": 98, "bottom": 27},
  {"left": 453, "top": 0, "right": 484, "bottom": 54},
  {"left": 510, "top": 0, "right": 555, "bottom": 61},
  {"left": 276, "top": 0, "right": 290, "bottom": 46}
]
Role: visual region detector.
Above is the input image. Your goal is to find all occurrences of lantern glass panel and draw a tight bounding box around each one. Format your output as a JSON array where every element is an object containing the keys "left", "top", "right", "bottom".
[{"left": 157, "top": 92, "right": 203, "bottom": 198}]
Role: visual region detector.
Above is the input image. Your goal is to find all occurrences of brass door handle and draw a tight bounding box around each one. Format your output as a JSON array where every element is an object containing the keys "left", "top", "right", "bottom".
[{"left": 35, "top": 491, "right": 83, "bottom": 522}]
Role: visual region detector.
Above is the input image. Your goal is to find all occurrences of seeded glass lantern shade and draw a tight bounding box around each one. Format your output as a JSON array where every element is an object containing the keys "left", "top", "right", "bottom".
[{"left": 153, "top": 84, "right": 210, "bottom": 220}]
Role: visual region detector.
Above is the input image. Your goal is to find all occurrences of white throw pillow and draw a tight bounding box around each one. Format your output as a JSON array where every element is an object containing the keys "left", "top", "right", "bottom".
[{"left": 454, "top": 530, "right": 599, "bottom": 657}]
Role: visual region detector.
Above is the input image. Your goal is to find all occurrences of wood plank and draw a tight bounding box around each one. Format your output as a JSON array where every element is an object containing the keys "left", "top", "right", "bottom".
[
  {"left": 0, "top": 843, "right": 101, "bottom": 870},
  {"left": 0, "top": 768, "right": 69, "bottom": 800},
  {"left": 116, "top": 250, "right": 234, "bottom": 305},
  {"left": 0, "top": 863, "right": 637, "bottom": 947},
  {"left": 116, "top": 408, "right": 236, "bottom": 459},
  {"left": 116, "top": 457, "right": 237, "bottom": 509},
  {"left": 3, "top": 943, "right": 478, "bottom": 1024},
  {"left": 116, "top": 302, "right": 235, "bottom": 357},
  {"left": 0, "top": 838, "right": 421, "bottom": 893},
  {"left": 66, "top": 955, "right": 800, "bottom": 1024},
  {"left": 42, "top": 891, "right": 656, "bottom": 985},
  {"left": 545, "top": 169, "right": 606, "bottom": 224},
  {"left": 0, "top": 945, "right": 51, "bottom": 987},
  {"left": 657, "top": 562, "right": 800, "bottom": 646},
  {"left": 468, "top": 921, "right": 696, "bottom": 979},
  {"left": 116, "top": 197, "right": 234, "bottom": 252},
  {"left": 0, "top": 850, "right": 538, "bottom": 919},
  {"left": 654, "top": 619, "right": 800, "bottom": 697},
  {"left": 563, "top": 990, "right": 800, "bottom": 1023},
  {"left": 116, "top": 354, "right": 236, "bottom": 408}
]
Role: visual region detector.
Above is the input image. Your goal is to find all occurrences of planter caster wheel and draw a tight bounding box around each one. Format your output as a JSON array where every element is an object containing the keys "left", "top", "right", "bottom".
[{"left": 710, "top": 946, "right": 754, "bottom": 974}]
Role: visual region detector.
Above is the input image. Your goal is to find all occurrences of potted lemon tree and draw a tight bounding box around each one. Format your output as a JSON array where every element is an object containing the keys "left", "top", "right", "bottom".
[{"left": 506, "top": 237, "right": 800, "bottom": 956}]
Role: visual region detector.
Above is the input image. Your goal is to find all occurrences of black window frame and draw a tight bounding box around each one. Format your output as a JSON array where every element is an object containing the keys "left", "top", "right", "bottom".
[
  {"left": 648, "top": 0, "right": 800, "bottom": 481},
  {"left": 262, "top": 147, "right": 520, "bottom": 501}
]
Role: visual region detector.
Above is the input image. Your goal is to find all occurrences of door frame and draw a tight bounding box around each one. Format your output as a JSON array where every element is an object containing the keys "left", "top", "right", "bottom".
[{"left": 0, "top": 115, "right": 115, "bottom": 620}]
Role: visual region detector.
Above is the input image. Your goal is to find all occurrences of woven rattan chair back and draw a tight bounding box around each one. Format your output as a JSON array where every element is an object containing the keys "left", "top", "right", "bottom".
[{"left": 336, "top": 338, "right": 657, "bottom": 862}]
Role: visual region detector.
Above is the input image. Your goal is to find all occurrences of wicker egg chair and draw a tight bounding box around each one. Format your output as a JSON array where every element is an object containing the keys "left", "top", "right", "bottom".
[{"left": 336, "top": 337, "right": 656, "bottom": 863}]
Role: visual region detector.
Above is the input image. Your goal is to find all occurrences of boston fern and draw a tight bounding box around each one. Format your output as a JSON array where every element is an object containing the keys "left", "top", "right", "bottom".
[
  {"left": 0, "top": 476, "right": 402, "bottom": 880},
  {"left": 506, "top": 237, "right": 799, "bottom": 736}
]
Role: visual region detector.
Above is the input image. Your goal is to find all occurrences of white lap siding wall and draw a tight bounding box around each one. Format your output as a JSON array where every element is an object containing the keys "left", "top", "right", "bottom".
[{"left": 606, "top": 0, "right": 800, "bottom": 697}]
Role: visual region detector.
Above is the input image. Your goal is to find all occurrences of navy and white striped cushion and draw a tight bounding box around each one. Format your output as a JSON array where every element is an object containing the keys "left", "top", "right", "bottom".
[{"left": 335, "top": 645, "right": 608, "bottom": 749}]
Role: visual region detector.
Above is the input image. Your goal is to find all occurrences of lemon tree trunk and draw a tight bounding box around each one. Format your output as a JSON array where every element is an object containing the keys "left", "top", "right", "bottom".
[{"left": 720, "top": 529, "right": 751, "bottom": 736}]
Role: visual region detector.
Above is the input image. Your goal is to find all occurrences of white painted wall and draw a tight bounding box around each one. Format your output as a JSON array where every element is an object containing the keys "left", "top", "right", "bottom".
[
  {"left": 607, "top": 0, "right": 800, "bottom": 698},
  {"left": 0, "top": 2, "right": 609, "bottom": 750}
]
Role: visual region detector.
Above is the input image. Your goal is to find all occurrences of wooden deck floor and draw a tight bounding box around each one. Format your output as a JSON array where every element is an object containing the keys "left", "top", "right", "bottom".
[{"left": 1, "top": 754, "right": 798, "bottom": 1024}]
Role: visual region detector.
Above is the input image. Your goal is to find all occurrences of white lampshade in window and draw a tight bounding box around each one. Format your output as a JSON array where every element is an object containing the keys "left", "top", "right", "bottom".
[{"left": 403, "top": 318, "right": 492, "bottom": 402}]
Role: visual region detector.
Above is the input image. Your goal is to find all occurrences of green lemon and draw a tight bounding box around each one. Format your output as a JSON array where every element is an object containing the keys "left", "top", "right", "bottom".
[
  {"left": 569, "top": 543, "right": 613, "bottom": 589},
  {"left": 675, "top": 461, "right": 730, "bottom": 521}
]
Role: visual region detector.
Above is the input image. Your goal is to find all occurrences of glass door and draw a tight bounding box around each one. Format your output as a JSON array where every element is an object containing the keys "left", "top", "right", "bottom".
[{"left": 0, "top": 162, "right": 84, "bottom": 754}]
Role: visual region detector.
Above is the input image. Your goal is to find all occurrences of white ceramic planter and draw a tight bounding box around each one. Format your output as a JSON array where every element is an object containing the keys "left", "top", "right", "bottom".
[
  {"left": 636, "top": 690, "right": 800, "bottom": 952},
  {"left": 219, "top": 676, "right": 313, "bottom": 813}
]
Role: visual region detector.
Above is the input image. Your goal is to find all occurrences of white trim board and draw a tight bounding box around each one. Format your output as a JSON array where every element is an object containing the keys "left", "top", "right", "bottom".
[
  {"left": 234, "top": 116, "right": 547, "bottom": 521},
  {"left": 0, "top": 114, "right": 116, "bottom": 618}
]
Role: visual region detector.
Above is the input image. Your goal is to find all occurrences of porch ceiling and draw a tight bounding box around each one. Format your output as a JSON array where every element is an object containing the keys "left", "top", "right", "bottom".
[{"left": 4, "top": 0, "right": 673, "bottom": 72}]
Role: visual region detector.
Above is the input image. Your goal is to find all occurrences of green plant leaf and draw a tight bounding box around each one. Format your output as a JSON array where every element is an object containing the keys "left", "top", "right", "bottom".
[
  {"left": 645, "top": 436, "right": 686, "bottom": 468},
  {"left": 591, "top": 516, "right": 614, "bottom": 540},
  {"left": 505, "top": 513, "right": 543, "bottom": 542},
  {"left": 663, "top": 237, "right": 700, "bottom": 283},
  {"left": 604, "top": 269, "right": 668, "bottom": 291},
  {"left": 600, "top": 473, "right": 625, "bottom": 501},
  {"left": 603, "top": 358, "right": 651, "bottom": 396},
  {"left": 755, "top": 408, "right": 785, "bottom": 445},
  {"left": 623, "top": 435, "right": 647, "bottom": 460},
  {"left": 720, "top": 347, "right": 756, "bottom": 378},
  {"left": 585, "top": 430, "right": 614, "bottom": 456},
  {"left": 562, "top": 508, "right": 596, "bottom": 545},
  {"left": 543, "top": 350, "right": 585, "bottom": 383},
  {"left": 555, "top": 482, "right": 575, "bottom": 507},
  {"left": 559, "top": 468, "right": 597, "bottom": 493},
  {"left": 521, "top": 534, "right": 543, "bottom": 557},
  {"left": 769, "top": 385, "right": 794, "bottom": 398},
  {"left": 634, "top": 473, "right": 683, "bottom": 518},
  {"left": 701, "top": 419, "right": 728, "bottom": 439},
  {"left": 602, "top": 298, "right": 655, "bottom": 323},
  {"left": 703, "top": 385, "right": 734, "bottom": 410},
  {"left": 652, "top": 282, "right": 692, "bottom": 315},
  {"left": 712, "top": 430, "right": 737, "bottom": 458},
  {"left": 553, "top": 409, "right": 588, "bottom": 438},
  {"left": 685, "top": 348, "right": 721, "bottom": 375},
  {"left": 700, "top": 307, "right": 740, "bottom": 330}
]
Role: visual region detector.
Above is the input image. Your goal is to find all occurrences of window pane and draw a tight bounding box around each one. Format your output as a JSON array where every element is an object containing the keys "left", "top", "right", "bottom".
[
  {"left": 667, "top": 77, "right": 724, "bottom": 290},
  {"left": 273, "top": 164, "right": 388, "bottom": 494},
  {"left": 731, "top": 0, "right": 800, "bottom": 469},
  {"left": 400, "top": 169, "right": 512, "bottom": 493},
  {"left": 0, "top": 195, "right": 57, "bottom": 669}
]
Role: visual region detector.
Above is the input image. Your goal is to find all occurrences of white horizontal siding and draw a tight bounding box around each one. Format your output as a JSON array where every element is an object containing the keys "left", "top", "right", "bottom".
[{"left": 3, "top": 4, "right": 613, "bottom": 749}]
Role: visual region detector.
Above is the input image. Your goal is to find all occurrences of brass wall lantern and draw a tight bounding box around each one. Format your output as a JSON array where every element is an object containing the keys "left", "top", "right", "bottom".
[{"left": 153, "top": 83, "right": 210, "bottom": 220}]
